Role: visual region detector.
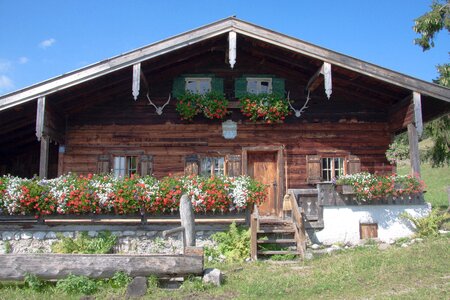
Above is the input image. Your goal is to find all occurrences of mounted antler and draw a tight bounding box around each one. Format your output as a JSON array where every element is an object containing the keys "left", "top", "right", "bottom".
[
  {"left": 287, "top": 90, "right": 310, "bottom": 118},
  {"left": 146, "top": 93, "right": 171, "bottom": 115}
]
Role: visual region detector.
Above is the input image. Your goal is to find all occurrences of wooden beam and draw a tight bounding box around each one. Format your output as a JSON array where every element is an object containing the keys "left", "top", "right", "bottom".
[
  {"left": 35, "top": 96, "right": 45, "bottom": 141},
  {"left": 306, "top": 65, "right": 324, "bottom": 92},
  {"left": 0, "top": 253, "right": 204, "bottom": 280},
  {"left": 39, "top": 136, "right": 49, "bottom": 178},
  {"left": 57, "top": 145, "right": 65, "bottom": 176},
  {"left": 413, "top": 91, "right": 423, "bottom": 136},
  {"left": 407, "top": 123, "right": 421, "bottom": 178}
]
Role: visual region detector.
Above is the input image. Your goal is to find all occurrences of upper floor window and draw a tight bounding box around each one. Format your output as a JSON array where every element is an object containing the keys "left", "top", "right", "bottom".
[
  {"left": 114, "top": 156, "right": 137, "bottom": 178},
  {"left": 321, "top": 157, "right": 344, "bottom": 182},
  {"left": 185, "top": 77, "right": 211, "bottom": 95},
  {"left": 246, "top": 78, "right": 272, "bottom": 94},
  {"left": 200, "top": 157, "right": 225, "bottom": 177}
]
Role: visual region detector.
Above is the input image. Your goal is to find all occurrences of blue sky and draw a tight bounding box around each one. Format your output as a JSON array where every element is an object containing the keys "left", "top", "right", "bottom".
[{"left": 0, "top": 0, "right": 448, "bottom": 95}]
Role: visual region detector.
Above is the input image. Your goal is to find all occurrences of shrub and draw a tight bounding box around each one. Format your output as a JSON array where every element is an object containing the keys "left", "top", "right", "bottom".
[
  {"left": 401, "top": 209, "right": 449, "bottom": 237},
  {"left": 386, "top": 139, "right": 410, "bottom": 164},
  {"left": 51, "top": 231, "right": 117, "bottom": 254},
  {"left": 56, "top": 274, "right": 98, "bottom": 295},
  {"left": 24, "top": 273, "right": 46, "bottom": 292},
  {"left": 109, "top": 271, "right": 132, "bottom": 289},
  {"left": 206, "top": 222, "right": 250, "bottom": 263}
]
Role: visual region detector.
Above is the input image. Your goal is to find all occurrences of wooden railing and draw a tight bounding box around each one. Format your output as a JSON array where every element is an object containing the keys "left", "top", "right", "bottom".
[
  {"left": 250, "top": 204, "right": 260, "bottom": 261},
  {"left": 288, "top": 191, "right": 307, "bottom": 259}
]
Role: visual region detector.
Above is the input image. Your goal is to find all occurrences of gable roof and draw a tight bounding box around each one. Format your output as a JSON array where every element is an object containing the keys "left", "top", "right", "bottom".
[{"left": 1, "top": 17, "right": 449, "bottom": 111}]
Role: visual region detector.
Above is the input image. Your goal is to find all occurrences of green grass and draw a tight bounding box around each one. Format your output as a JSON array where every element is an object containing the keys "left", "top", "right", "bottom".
[
  {"left": 397, "top": 161, "right": 450, "bottom": 208},
  {"left": 1, "top": 235, "right": 449, "bottom": 299}
]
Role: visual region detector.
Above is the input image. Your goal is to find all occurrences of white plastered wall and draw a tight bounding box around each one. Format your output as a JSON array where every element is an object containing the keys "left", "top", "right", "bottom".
[{"left": 312, "top": 204, "right": 431, "bottom": 245}]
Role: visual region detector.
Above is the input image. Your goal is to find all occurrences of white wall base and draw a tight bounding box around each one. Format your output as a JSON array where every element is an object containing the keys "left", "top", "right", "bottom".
[{"left": 312, "top": 203, "right": 431, "bottom": 245}]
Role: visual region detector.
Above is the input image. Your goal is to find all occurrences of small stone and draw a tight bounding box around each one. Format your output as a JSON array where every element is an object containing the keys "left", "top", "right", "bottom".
[
  {"left": 136, "top": 231, "right": 146, "bottom": 236},
  {"left": 123, "top": 231, "right": 135, "bottom": 236},
  {"left": 46, "top": 232, "right": 57, "bottom": 239},
  {"left": 401, "top": 243, "right": 409, "bottom": 248},
  {"left": 146, "top": 231, "right": 157, "bottom": 237},
  {"left": 196, "top": 231, "right": 204, "bottom": 237},
  {"left": 203, "top": 268, "right": 223, "bottom": 286},
  {"left": 304, "top": 251, "right": 314, "bottom": 260},
  {"left": 88, "top": 231, "right": 98, "bottom": 237},
  {"left": 331, "top": 244, "right": 341, "bottom": 250},
  {"left": 112, "top": 231, "right": 122, "bottom": 236},
  {"left": 388, "top": 239, "right": 396, "bottom": 245},
  {"left": 33, "top": 232, "right": 46, "bottom": 240},
  {"left": 2, "top": 232, "right": 14, "bottom": 241},
  {"left": 21, "top": 232, "right": 33, "bottom": 240},
  {"left": 126, "top": 276, "right": 147, "bottom": 298},
  {"left": 378, "top": 243, "right": 390, "bottom": 251},
  {"left": 311, "top": 244, "right": 320, "bottom": 250},
  {"left": 415, "top": 238, "right": 424, "bottom": 243},
  {"left": 14, "top": 233, "right": 21, "bottom": 240},
  {"left": 62, "top": 232, "right": 74, "bottom": 238}
]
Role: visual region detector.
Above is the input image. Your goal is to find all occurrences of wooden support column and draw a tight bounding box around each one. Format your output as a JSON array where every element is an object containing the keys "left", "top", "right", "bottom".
[
  {"left": 57, "top": 145, "right": 65, "bottom": 176},
  {"left": 39, "top": 135, "right": 50, "bottom": 178},
  {"left": 407, "top": 123, "right": 421, "bottom": 178}
]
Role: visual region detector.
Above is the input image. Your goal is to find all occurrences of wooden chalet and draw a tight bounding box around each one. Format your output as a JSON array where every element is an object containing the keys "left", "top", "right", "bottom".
[{"left": 1, "top": 17, "right": 449, "bottom": 223}]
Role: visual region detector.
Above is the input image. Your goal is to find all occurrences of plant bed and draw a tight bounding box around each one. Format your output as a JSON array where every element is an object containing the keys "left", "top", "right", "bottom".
[{"left": 334, "top": 173, "right": 425, "bottom": 205}]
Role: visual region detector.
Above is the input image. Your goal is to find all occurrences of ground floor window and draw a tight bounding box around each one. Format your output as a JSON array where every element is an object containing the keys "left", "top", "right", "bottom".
[
  {"left": 113, "top": 156, "right": 137, "bottom": 178},
  {"left": 200, "top": 157, "right": 224, "bottom": 177},
  {"left": 322, "top": 157, "right": 344, "bottom": 181}
]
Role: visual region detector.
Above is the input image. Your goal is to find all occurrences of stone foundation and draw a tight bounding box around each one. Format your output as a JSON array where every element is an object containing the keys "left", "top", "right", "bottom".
[{"left": 0, "top": 226, "right": 219, "bottom": 255}]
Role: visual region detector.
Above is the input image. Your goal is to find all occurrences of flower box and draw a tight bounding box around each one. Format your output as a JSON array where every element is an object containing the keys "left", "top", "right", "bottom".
[{"left": 335, "top": 184, "right": 355, "bottom": 194}]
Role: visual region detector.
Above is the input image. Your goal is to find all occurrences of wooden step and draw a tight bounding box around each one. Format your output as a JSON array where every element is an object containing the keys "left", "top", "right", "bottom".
[
  {"left": 257, "top": 239, "right": 296, "bottom": 244},
  {"left": 257, "top": 229, "right": 295, "bottom": 233},
  {"left": 257, "top": 250, "right": 299, "bottom": 255}
]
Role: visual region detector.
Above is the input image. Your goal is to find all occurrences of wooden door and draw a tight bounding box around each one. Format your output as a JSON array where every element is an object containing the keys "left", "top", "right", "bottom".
[{"left": 247, "top": 152, "right": 278, "bottom": 216}]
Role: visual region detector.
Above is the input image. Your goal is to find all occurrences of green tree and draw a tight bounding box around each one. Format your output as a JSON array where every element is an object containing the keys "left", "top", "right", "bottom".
[{"left": 413, "top": 0, "right": 450, "bottom": 166}]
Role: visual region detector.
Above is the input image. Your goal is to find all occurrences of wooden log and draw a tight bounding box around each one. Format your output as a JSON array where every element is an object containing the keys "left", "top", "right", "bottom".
[
  {"left": 180, "top": 194, "right": 195, "bottom": 247},
  {"left": 407, "top": 123, "right": 421, "bottom": 178},
  {"left": 39, "top": 136, "right": 49, "bottom": 179},
  {"left": 0, "top": 253, "right": 203, "bottom": 280}
]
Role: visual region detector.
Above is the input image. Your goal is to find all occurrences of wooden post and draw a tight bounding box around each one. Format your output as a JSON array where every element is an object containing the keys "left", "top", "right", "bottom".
[
  {"left": 407, "top": 123, "right": 421, "bottom": 178},
  {"left": 57, "top": 145, "right": 65, "bottom": 176},
  {"left": 39, "top": 136, "right": 49, "bottom": 178},
  {"left": 180, "top": 194, "right": 195, "bottom": 247}
]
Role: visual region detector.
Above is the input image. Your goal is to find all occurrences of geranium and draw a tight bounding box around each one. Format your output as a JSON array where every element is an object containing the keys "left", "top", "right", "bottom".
[
  {"left": 240, "top": 93, "right": 290, "bottom": 124},
  {"left": 176, "top": 91, "right": 229, "bottom": 121},
  {"left": 199, "top": 91, "right": 229, "bottom": 119},
  {"left": 0, "top": 173, "right": 268, "bottom": 216},
  {"left": 176, "top": 92, "right": 202, "bottom": 121},
  {"left": 336, "top": 172, "right": 425, "bottom": 203}
]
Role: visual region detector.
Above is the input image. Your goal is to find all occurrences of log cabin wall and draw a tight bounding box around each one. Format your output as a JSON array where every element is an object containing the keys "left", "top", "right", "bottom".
[{"left": 64, "top": 104, "right": 393, "bottom": 189}]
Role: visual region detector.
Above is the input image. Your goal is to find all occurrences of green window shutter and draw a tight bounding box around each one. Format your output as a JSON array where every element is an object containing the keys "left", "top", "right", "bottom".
[
  {"left": 211, "top": 77, "right": 224, "bottom": 93},
  {"left": 172, "top": 76, "right": 185, "bottom": 99},
  {"left": 234, "top": 77, "right": 247, "bottom": 99},
  {"left": 272, "top": 78, "right": 285, "bottom": 96}
]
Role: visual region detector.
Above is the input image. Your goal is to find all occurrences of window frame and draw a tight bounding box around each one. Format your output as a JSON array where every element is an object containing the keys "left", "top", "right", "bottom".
[
  {"left": 200, "top": 156, "right": 225, "bottom": 177},
  {"left": 113, "top": 155, "right": 138, "bottom": 178},
  {"left": 321, "top": 157, "right": 345, "bottom": 182},
  {"left": 185, "top": 77, "right": 212, "bottom": 95},
  {"left": 246, "top": 77, "right": 273, "bottom": 94}
]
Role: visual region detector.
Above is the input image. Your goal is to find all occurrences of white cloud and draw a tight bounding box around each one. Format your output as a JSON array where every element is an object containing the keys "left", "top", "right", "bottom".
[
  {"left": 0, "top": 75, "right": 14, "bottom": 93},
  {"left": 39, "top": 38, "right": 56, "bottom": 49},
  {"left": 18, "top": 57, "right": 29, "bottom": 64},
  {"left": 0, "top": 60, "right": 12, "bottom": 72}
]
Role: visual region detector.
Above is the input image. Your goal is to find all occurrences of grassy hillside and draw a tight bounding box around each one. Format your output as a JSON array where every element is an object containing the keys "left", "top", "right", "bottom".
[{"left": 397, "top": 161, "right": 449, "bottom": 208}]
